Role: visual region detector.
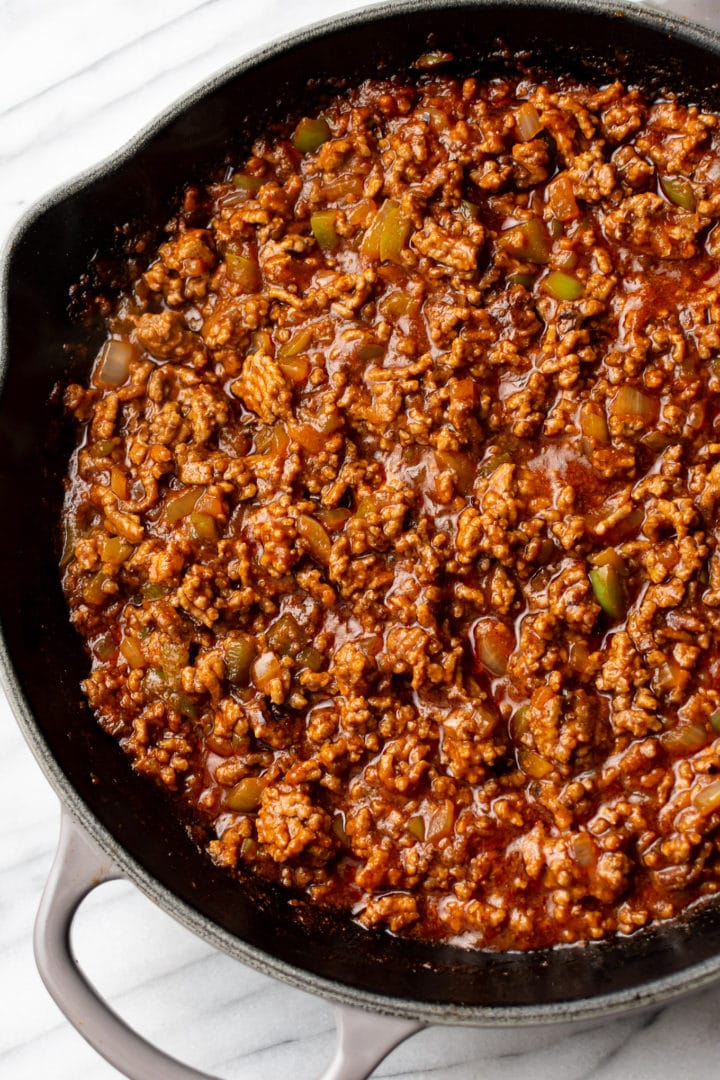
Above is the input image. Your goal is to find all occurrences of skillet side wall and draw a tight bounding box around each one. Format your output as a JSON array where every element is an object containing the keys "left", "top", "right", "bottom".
[{"left": 4, "top": 0, "right": 720, "bottom": 1014}]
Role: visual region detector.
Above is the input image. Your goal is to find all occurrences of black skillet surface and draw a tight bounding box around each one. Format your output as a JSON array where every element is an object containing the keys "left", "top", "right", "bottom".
[{"left": 4, "top": 0, "right": 720, "bottom": 1025}]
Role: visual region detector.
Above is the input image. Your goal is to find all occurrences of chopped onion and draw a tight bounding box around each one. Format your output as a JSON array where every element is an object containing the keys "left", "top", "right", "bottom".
[
  {"left": 663, "top": 722, "right": 709, "bottom": 756},
  {"left": 96, "top": 339, "right": 134, "bottom": 387},
  {"left": 580, "top": 401, "right": 610, "bottom": 446},
  {"left": 572, "top": 832, "right": 596, "bottom": 868},
  {"left": 516, "top": 102, "right": 543, "bottom": 142},
  {"left": 610, "top": 385, "right": 659, "bottom": 425},
  {"left": 427, "top": 799, "right": 455, "bottom": 841},
  {"left": 251, "top": 651, "right": 283, "bottom": 696},
  {"left": 472, "top": 617, "right": 515, "bottom": 676},
  {"left": 546, "top": 173, "right": 579, "bottom": 221},
  {"left": 694, "top": 778, "right": 720, "bottom": 815}
]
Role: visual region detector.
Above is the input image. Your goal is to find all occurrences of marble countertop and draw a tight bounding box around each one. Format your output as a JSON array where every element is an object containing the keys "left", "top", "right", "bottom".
[{"left": 3, "top": 0, "right": 720, "bottom": 1076}]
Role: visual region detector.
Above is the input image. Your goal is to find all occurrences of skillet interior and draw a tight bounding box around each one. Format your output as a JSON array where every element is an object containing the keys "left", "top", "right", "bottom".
[{"left": 4, "top": 0, "right": 720, "bottom": 1020}]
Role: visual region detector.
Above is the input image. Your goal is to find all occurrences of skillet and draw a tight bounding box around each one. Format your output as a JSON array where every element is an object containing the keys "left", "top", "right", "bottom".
[{"left": 3, "top": 1, "right": 720, "bottom": 1075}]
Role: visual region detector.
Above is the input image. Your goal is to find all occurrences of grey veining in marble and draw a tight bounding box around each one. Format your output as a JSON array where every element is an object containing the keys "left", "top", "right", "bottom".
[{"left": 2, "top": 0, "right": 720, "bottom": 1076}]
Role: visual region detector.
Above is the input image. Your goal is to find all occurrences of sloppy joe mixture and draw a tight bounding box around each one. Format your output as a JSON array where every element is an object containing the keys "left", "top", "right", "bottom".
[{"left": 62, "top": 69, "right": 720, "bottom": 949}]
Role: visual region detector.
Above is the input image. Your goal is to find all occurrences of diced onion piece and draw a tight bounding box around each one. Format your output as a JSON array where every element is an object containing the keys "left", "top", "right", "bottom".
[
  {"left": 379, "top": 290, "right": 413, "bottom": 318},
  {"left": 569, "top": 640, "right": 590, "bottom": 672},
  {"left": 96, "top": 339, "right": 134, "bottom": 387},
  {"left": 589, "top": 563, "right": 626, "bottom": 620},
  {"left": 610, "top": 385, "right": 659, "bottom": 425},
  {"left": 322, "top": 175, "right": 363, "bottom": 201},
  {"left": 166, "top": 487, "right": 202, "bottom": 522},
  {"left": 254, "top": 422, "right": 289, "bottom": 457},
  {"left": 225, "top": 634, "right": 256, "bottom": 684},
  {"left": 663, "top": 722, "right": 709, "bottom": 756},
  {"left": 694, "top": 778, "right": 720, "bottom": 815},
  {"left": 110, "top": 466, "right": 129, "bottom": 501},
  {"left": 318, "top": 507, "right": 351, "bottom": 530},
  {"left": 226, "top": 776, "right": 264, "bottom": 813},
  {"left": 516, "top": 101, "right": 544, "bottom": 141},
  {"left": 499, "top": 218, "right": 550, "bottom": 264},
  {"left": 590, "top": 546, "right": 625, "bottom": 571},
  {"left": 518, "top": 748, "right": 553, "bottom": 779},
  {"left": 360, "top": 199, "right": 409, "bottom": 263},
  {"left": 289, "top": 422, "right": 326, "bottom": 454},
  {"left": 277, "top": 354, "right": 310, "bottom": 384},
  {"left": 120, "top": 635, "right": 145, "bottom": 669},
  {"left": 580, "top": 401, "right": 610, "bottom": 445},
  {"left": 232, "top": 173, "right": 264, "bottom": 192},
  {"left": 251, "top": 651, "right": 283, "bottom": 696},
  {"left": 190, "top": 512, "right": 217, "bottom": 541},
  {"left": 406, "top": 815, "right": 426, "bottom": 841},
  {"left": 472, "top": 617, "right": 515, "bottom": 676},
  {"left": 660, "top": 175, "right": 696, "bottom": 212},
  {"left": 543, "top": 270, "right": 584, "bottom": 301},
  {"left": 572, "top": 832, "right": 596, "bottom": 868},
  {"left": 359, "top": 205, "right": 384, "bottom": 260},
  {"left": 317, "top": 410, "right": 343, "bottom": 435},
  {"left": 297, "top": 513, "right": 332, "bottom": 563},
  {"left": 293, "top": 116, "right": 331, "bottom": 153},
  {"left": 427, "top": 799, "right": 455, "bottom": 841},
  {"left": 546, "top": 173, "right": 579, "bottom": 221},
  {"left": 556, "top": 249, "right": 579, "bottom": 271},
  {"left": 311, "top": 210, "right": 339, "bottom": 251},
  {"left": 195, "top": 490, "right": 225, "bottom": 518},
  {"left": 357, "top": 634, "right": 382, "bottom": 657},
  {"left": 355, "top": 495, "right": 378, "bottom": 519},
  {"left": 225, "top": 251, "right": 261, "bottom": 292}
]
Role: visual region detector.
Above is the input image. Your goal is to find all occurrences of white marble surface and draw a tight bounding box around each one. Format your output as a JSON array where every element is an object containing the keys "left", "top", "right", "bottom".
[{"left": 3, "top": 0, "right": 720, "bottom": 1077}]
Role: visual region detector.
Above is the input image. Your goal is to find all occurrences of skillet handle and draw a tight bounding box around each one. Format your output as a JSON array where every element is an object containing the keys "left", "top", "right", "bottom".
[
  {"left": 35, "top": 811, "right": 423, "bottom": 1080},
  {"left": 319, "top": 1007, "right": 424, "bottom": 1080},
  {"left": 34, "top": 810, "right": 218, "bottom": 1079}
]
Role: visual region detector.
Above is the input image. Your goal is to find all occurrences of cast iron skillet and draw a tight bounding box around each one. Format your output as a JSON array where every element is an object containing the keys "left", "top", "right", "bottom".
[{"left": 3, "top": 1, "right": 720, "bottom": 1076}]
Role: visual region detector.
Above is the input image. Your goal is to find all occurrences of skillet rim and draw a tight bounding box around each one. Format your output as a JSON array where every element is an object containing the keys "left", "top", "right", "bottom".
[{"left": 4, "top": 0, "right": 720, "bottom": 1026}]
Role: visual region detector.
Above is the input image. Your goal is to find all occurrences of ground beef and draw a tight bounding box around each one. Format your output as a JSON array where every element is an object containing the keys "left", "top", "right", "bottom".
[{"left": 61, "top": 69, "right": 720, "bottom": 950}]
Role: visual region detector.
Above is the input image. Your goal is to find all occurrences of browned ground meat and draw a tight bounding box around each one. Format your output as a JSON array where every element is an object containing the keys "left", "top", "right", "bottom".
[{"left": 61, "top": 70, "right": 720, "bottom": 950}]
